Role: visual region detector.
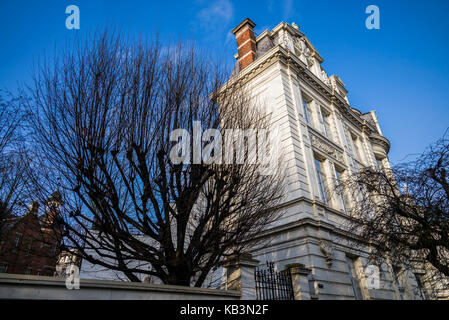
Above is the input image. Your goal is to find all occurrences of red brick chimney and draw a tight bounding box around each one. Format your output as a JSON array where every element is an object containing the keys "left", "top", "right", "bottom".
[{"left": 232, "top": 18, "right": 257, "bottom": 71}]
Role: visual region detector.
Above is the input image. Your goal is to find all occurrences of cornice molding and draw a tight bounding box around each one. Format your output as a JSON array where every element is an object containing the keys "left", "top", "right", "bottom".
[
  {"left": 279, "top": 47, "right": 378, "bottom": 135},
  {"left": 370, "top": 133, "right": 391, "bottom": 155},
  {"left": 225, "top": 45, "right": 381, "bottom": 136}
]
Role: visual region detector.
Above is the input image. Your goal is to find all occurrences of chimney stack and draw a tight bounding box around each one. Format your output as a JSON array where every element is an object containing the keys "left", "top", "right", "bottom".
[
  {"left": 45, "top": 191, "right": 63, "bottom": 226},
  {"left": 29, "top": 202, "right": 39, "bottom": 215},
  {"left": 232, "top": 18, "right": 257, "bottom": 71}
]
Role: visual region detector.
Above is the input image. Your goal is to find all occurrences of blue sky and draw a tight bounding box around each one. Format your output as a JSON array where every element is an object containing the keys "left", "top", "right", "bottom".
[{"left": 0, "top": 0, "right": 448, "bottom": 164}]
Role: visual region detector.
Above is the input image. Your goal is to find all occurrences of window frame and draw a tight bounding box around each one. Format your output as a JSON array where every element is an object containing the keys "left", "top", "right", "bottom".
[
  {"left": 345, "top": 256, "right": 364, "bottom": 300},
  {"left": 13, "top": 233, "right": 22, "bottom": 249},
  {"left": 320, "top": 107, "right": 332, "bottom": 139},
  {"left": 392, "top": 266, "right": 405, "bottom": 300},
  {"left": 334, "top": 165, "right": 348, "bottom": 213},
  {"left": 375, "top": 157, "right": 384, "bottom": 170},
  {"left": 302, "top": 98, "right": 311, "bottom": 124},
  {"left": 314, "top": 156, "right": 328, "bottom": 204},
  {"left": 350, "top": 133, "right": 363, "bottom": 162}
]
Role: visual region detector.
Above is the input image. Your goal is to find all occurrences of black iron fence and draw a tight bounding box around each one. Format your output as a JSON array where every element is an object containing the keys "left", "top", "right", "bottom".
[{"left": 254, "top": 262, "right": 294, "bottom": 300}]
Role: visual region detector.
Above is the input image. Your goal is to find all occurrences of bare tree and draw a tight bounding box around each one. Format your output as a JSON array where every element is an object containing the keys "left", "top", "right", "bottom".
[
  {"left": 0, "top": 90, "right": 30, "bottom": 239},
  {"left": 343, "top": 133, "right": 449, "bottom": 282},
  {"left": 25, "top": 30, "right": 285, "bottom": 286},
  {"left": 0, "top": 90, "right": 61, "bottom": 274}
]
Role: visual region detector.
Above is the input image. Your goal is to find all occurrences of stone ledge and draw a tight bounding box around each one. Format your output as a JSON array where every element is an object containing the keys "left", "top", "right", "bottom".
[
  {"left": 284, "top": 263, "right": 311, "bottom": 275},
  {"left": 222, "top": 253, "right": 260, "bottom": 268},
  {"left": 0, "top": 273, "right": 240, "bottom": 298}
]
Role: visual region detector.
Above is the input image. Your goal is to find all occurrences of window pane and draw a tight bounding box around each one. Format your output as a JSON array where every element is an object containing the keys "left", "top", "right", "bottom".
[
  {"left": 14, "top": 234, "right": 21, "bottom": 248},
  {"left": 335, "top": 168, "right": 348, "bottom": 212},
  {"left": 303, "top": 99, "right": 310, "bottom": 123},
  {"left": 392, "top": 267, "right": 404, "bottom": 300},
  {"left": 352, "top": 135, "right": 362, "bottom": 161},
  {"left": 346, "top": 257, "right": 363, "bottom": 300},
  {"left": 376, "top": 158, "right": 383, "bottom": 169},
  {"left": 315, "top": 158, "right": 328, "bottom": 203},
  {"left": 321, "top": 111, "right": 330, "bottom": 138}
]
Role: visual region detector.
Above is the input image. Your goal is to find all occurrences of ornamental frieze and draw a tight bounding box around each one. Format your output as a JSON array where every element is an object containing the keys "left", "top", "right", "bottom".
[{"left": 310, "top": 132, "right": 344, "bottom": 163}]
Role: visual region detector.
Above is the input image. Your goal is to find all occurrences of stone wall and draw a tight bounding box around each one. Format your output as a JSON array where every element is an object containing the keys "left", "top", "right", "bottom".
[{"left": 0, "top": 273, "right": 240, "bottom": 300}]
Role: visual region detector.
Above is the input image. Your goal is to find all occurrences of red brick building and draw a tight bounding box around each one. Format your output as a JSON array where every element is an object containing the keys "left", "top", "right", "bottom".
[{"left": 0, "top": 192, "right": 62, "bottom": 276}]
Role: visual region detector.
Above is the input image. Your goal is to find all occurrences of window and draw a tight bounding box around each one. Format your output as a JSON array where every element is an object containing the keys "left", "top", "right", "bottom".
[
  {"left": 308, "top": 274, "right": 318, "bottom": 298},
  {"left": 345, "top": 256, "right": 363, "bottom": 300},
  {"left": 302, "top": 98, "right": 311, "bottom": 124},
  {"left": 376, "top": 158, "right": 383, "bottom": 170},
  {"left": 351, "top": 134, "right": 362, "bottom": 162},
  {"left": 392, "top": 266, "right": 405, "bottom": 300},
  {"left": 40, "top": 242, "right": 50, "bottom": 250},
  {"left": 0, "top": 264, "right": 7, "bottom": 273},
  {"left": 334, "top": 166, "right": 348, "bottom": 213},
  {"left": 25, "top": 268, "right": 32, "bottom": 275},
  {"left": 314, "top": 157, "right": 328, "bottom": 204},
  {"left": 44, "top": 266, "right": 53, "bottom": 275},
  {"left": 13, "top": 234, "right": 21, "bottom": 249},
  {"left": 26, "top": 241, "right": 33, "bottom": 256},
  {"left": 414, "top": 273, "right": 428, "bottom": 300},
  {"left": 50, "top": 243, "right": 57, "bottom": 256},
  {"left": 320, "top": 108, "right": 331, "bottom": 139}
]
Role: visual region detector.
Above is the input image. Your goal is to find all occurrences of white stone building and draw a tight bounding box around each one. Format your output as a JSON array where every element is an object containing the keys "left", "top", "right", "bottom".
[
  {"left": 79, "top": 18, "right": 437, "bottom": 300},
  {"left": 221, "top": 18, "right": 428, "bottom": 300}
]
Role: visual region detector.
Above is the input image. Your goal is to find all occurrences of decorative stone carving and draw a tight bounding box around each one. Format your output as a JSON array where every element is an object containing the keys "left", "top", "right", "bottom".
[
  {"left": 319, "top": 240, "right": 334, "bottom": 267},
  {"left": 304, "top": 47, "right": 311, "bottom": 58},
  {"left": 321, "top": 70, "right": 331, "bottom": 86},
  {"left": 330, "top": 76, "right": 337, "bottom": 91},
  {"left": 294, "top": 37, "right": 307, "bottom": 57},
  {"left": 310, "top": 132, "right": 344, "bottom": 163},
  {"left": 307, "top": 56, "right": 315, "bottom": 68},
  {"left": 279, "top": 30, "right": 294, "bottom": 52}
]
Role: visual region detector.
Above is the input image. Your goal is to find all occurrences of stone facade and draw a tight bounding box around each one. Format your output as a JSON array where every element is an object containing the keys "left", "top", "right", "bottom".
[
  {"left": 77, "top": 19, "right": 435, "bottom": 300},
  {"left": 220, "top": 18, "right": 427, "bottom": 300}
]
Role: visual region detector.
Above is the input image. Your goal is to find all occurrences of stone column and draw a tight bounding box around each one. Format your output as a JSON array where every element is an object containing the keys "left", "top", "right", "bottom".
[
  {"left": 284, "top": 263, "right": 312, "bottom": 300},
  {"left": 222, "top": 253, "right": 260, "bottom": 300}
]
